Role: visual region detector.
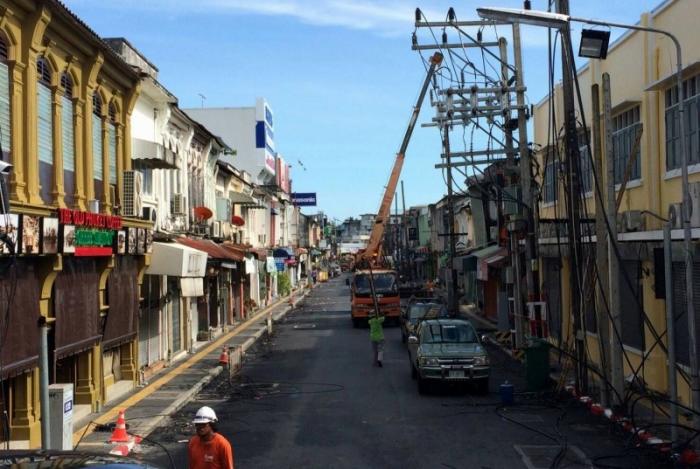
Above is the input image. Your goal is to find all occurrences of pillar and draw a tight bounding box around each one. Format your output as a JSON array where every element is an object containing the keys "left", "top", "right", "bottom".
[
  {"left": 11, "top": 369, "right": 41, "bottom": 447},
  {"left": 73, "top": 97, "right": 85, "bottom": 210},
  {"left": 8, "top": 61, "right": 26, "bottom": 203},
  {"left": 120, "top": 340, "right": 137, "bottom": 382},
  {"left": 74, "top": 349, "right": 96, "bottom": 406},
  {"left": 52, "top": 85, "right": 65, "bottom": 207}
]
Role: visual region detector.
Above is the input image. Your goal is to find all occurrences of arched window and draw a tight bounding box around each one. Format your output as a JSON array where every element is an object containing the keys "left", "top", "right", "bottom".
[
  {"left": 92, "top": 92, "right": 103, "bottom": 201},
  {"left": 0, "top": 37, "right": 11, "bottom": 161},
  {"left": 108, "top": 103, "right": 117, "bottom": 187},
  {"left": 37, "top": 56, "right": 53, "bottom": 204},
  {"left": 61, "top": 72, "right": 75, "bottom": 206}
]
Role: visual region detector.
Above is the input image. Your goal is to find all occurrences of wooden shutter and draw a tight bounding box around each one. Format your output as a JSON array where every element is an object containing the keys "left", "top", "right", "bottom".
[
  {"left": 108, "top": 123, "right": 116, "bottom": 185},
  {"left": 37, "top": 83, "right": 52, "bottom": 164},
  {"left": 0, "top": 61, "right": 10, "bottom": 158},
  {"left": 92, "top": 114, "right": 102, "bottom": 180},
  {"left": 61, "top": 97, "right": 74, "bottom": 172}
]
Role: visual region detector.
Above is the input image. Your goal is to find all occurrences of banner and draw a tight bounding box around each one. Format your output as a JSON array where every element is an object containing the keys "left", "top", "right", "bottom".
[{"left": 291, "top": 192, "right": 317, "bottom": 206}]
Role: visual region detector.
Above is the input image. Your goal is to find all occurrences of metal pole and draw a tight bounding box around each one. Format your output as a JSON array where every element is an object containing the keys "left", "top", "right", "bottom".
[
  {"left": 664, "top": 219, "right": 678, "bottom": 442},
  {"left": 592, "top": 83, "right": 611, "bottom": 407},
  {"left": 603, "top": 72, "right": 624, "bottom": 405},
  {"left": 557, "top": 0, "right": 587, "bottom": 393},
  {"left": 38, "top": 317, "right": 50, "bottom": 449},
  {"left": 512, "top": 22, "right": 539, "bottom": 340},
  {"left": 395, "top": 192, "right": 400, "bottom": 270},
  {"left": 401, "top": 180, "right": 408, "bottom": 280}
]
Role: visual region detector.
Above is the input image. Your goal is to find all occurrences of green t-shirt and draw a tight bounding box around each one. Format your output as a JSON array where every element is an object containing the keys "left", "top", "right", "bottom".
[{"left": 368, "top": 316, "right": 385, "bottom": 342}]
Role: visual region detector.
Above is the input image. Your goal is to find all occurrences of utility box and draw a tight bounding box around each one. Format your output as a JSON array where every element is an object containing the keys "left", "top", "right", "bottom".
[{"left": 48, "top": 383, "right": 73, "bottom": 450}]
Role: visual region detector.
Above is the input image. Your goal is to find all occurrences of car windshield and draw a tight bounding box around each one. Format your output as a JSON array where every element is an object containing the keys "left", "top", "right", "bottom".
[
  {"left": 421, "top": 323, "right": 477, "bottom": 344},
  {"left": 408, "top": 303, "right": 447, "bottom": 321},
  {"left": 353, "top": 273, "right": 397, "bottom": 294}
]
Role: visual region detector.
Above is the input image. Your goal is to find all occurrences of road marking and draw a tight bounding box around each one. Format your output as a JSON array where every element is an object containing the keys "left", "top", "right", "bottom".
[{"left": 72, "top": 299, "right": 288, "bottom": 446}]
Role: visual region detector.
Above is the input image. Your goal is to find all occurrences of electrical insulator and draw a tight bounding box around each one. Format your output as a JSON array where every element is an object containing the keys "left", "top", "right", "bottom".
[
  {"left": 524, "top": 0, "right": 531, "bottom": 10},
  {"left": 442, "top": 31, "right": 448, "bottom": 44},
  {"left": 477, "top": 30, "right": 483, "bottom": 42},
  {"left": 448, "top": 7, "right": 456, "bottom": 21},
  {"left": 460, "top": 70, "right": 465, "bottom": 87},
  {"left": 415, "top": 8, "right": 422, "bottom": 22},
  {"left": 412, "top": 32, "right": 417, "bottom": 47}
]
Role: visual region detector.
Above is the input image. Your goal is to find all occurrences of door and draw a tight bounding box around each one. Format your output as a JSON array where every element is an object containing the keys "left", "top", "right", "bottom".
[
  {"left": 208, "top": 277, "right": 219, "bottom": 329},
  {"left": 170, "top": 280, "right": 182, "bottom": 353}
]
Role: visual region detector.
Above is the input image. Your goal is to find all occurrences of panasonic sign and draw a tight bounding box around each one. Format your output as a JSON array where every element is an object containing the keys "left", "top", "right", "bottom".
[{"left": 291, "top": 192, "right": 317, "bottom": 206}]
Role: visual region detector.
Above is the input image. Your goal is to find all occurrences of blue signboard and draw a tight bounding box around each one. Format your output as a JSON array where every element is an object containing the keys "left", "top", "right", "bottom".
[
  {"left": 292, "top": 192, "right": 317, "bottom": 206},
  {"left": 274, "top": 257, "right": 286, "bottom": 272}
]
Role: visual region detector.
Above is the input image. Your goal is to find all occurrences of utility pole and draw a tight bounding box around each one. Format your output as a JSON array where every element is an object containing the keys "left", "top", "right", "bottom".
[
  {"left": 401, "top": 180, "right": 408, "bottom": 280},
  {"left": 592, "top": 83, "right": 611, "bottom": 407},
  {"left": 557, "top": 0, "right": 587, "bottom": 393},
  {"left": 442, "top": 125, "right": 459, "bottom": 315},
  {"left": 603, "top": 73, "right": 624, "bottom": 405},
  {"left": 394, "top": 193, "right": 400, "bottom": 270}
]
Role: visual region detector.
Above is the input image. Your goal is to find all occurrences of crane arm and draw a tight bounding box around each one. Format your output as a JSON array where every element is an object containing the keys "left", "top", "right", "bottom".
[{"left": 358, "top": 52, "right": 443, "bottom": 265}]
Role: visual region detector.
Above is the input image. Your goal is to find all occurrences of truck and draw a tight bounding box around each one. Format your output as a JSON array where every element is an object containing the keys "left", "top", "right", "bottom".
[{"left": 351, "top": 51, "right": 443, "bottom": 327}]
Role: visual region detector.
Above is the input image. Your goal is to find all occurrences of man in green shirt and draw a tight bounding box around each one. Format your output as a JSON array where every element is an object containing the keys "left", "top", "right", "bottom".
[{"left": 368, "top": 314, "right": 385, "bottom": 367}]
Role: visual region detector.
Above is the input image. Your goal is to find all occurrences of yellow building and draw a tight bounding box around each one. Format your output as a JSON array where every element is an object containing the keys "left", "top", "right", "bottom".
[
  {"left": 533, "top": 0, "right": 700, "bottom": 414},
  {"left": 0, "top": 0, "right": 150, "bottom": 447}
]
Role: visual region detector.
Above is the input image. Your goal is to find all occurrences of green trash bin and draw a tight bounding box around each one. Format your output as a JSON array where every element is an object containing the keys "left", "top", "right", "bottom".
[{"left": 525, "top": 339, "right": 550, "bottom": 391}]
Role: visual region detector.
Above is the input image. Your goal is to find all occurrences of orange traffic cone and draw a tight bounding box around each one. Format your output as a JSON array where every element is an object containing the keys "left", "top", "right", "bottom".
[
  {"left": 218, "top": 346, "right": 229, "bottom": 366},
  {"left": 110, "top": 409, "right": 129, "bottom": 443}
]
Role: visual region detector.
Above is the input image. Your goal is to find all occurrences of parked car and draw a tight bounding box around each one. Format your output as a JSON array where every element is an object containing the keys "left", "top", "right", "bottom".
[
  {"left": 407, "top": 319, "right": 490, "bottom": 394},
  {"left": 400, "top": 301, "right": 448, "bottom": 343}
]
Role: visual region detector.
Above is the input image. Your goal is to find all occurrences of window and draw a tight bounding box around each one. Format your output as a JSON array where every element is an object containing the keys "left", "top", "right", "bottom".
[
  {"left": 543, "top": 160, "right": 557, "bottom": 203},
  {"left": 620, "top": 260, "right": 645, "bottom": 350},
  {"left": 0, "top": 37, "right": 10, "bottom": 161},
  {"left": 37, "top": 56, "right": 53, "bottom": 204},
  {"left": 612, "top": 106, "right": 642, "bottom": 184},
  {"left": 61, "top": 73, "right": 75, "bottom": 206},
  {"left": 142, "top": 169, "right": 153, "bottom": 195},
  {"left": 108, "top": 103, "right": 117, "bottom": 187},
  {"left": 92, "top": 92, "right": 103, "bottom": 200},
  {"left": 665, "top": 75, "right": 700, "bottom": 170},
  {"left": 542, "top": 258, "right": 562, "bottom": 342}
]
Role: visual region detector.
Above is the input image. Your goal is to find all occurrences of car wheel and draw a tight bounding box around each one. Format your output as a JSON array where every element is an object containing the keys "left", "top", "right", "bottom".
[{"left": 475, "top": 378, "right": 489, "bottom": 395}]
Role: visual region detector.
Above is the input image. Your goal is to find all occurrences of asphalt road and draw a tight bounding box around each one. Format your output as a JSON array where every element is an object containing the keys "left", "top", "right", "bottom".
[{"left": 139, "top": 275, "right": 645, "bottom": 469}]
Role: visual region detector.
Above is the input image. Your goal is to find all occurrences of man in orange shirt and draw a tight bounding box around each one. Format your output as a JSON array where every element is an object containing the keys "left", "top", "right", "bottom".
[{"left": 188, "top": 406, "right": 234, "bottom": 469}]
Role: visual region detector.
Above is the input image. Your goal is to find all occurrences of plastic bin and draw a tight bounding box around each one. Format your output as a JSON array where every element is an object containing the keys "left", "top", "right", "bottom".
[{"left": 525, "top": 339, "right": 550, "bottom": 391}]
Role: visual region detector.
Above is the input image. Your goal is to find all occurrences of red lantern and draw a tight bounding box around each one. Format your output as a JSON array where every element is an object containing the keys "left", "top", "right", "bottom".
[
  {"left": 231, "top": 215, "right": 245, "bottom": 226},
  {"left": 194, "top": 206, "right": 213, "bottom": 221}
]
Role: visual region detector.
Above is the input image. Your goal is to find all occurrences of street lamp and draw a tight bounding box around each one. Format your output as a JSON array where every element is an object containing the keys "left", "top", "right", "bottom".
[
  {"left": 578, "top": 29, "right": 610, "bottom": 59},
  {"left": 478, "top": 5, "right": 698, "bottom": 428}
]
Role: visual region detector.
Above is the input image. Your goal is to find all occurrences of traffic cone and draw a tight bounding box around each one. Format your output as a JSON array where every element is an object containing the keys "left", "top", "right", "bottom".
[
  {"left": 218, "top": 346, "right": 229, "bottom": 366},
  {"left": 110, "top": 409, "right": 129, "bottom": 443}
]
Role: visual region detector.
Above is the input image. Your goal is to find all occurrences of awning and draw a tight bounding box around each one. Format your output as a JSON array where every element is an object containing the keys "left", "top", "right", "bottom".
[
  {"left": 273, "top": 247, "right": 294, "bottom": 258},
  {"left": 132, "top": 138, "right": 178, "bottom": 170},
  {"left": 176, "top": 237, "right": 243, "bottom": 262},
  {"left": 222, "top": 242, "right": 248, "bottom": 259},
  {"left": 147, "top": 241, "right": 208, "bottom": 277},
  {"left": 249, "top": 248, "right": 268, "bottom": 260},
  {"left": 229, "top": 192, "right": 258, "bottom": 205},
  {"left": 465, "top": 245, "right": 508, "bottom": 281}
]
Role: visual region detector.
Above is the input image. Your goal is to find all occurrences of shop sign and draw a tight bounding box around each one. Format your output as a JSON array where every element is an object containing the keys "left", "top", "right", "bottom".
[
  {"left": 58, "top": 209, "right": 122, "bottom": 257},
  {"left": 58, "top": 208, "right": 122, "bottom": 230},
  {"left": 274, "top": 257, "right": 285, "bottom": 272}
]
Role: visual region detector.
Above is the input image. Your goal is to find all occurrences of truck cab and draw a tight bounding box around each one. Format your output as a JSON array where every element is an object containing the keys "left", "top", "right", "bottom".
[{"left": 350, "top": 269, "right": 400, "bottom": 327}]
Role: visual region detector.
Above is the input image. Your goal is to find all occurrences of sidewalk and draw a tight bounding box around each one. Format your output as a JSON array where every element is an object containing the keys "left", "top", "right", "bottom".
[{"left": 72, "top": 288, "right": 309, "bottom": 450}]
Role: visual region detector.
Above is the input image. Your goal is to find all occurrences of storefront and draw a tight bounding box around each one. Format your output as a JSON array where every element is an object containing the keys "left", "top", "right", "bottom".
[{"left": 145, "top": 241, "right": 207, "bottom": 362}]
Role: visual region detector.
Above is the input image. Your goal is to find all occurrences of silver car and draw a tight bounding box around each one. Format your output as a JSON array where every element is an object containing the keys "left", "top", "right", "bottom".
[{"left": 408, "top": 319, "right": 490, "bottom": 394}]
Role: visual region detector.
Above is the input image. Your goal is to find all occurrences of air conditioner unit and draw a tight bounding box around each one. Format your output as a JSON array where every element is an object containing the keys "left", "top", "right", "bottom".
[
  {"left": 143, "top": 206, "right": 157, "bottom": 224},
  {"left": 212, "top": 221, "right": 221, "bottom": 238},
  {"left": 122, "top": 170, "right": 143, "bottom": 218},
  {"left": 622, "top": 210, "right": 643, "bottom": 232},
  {"left": 668, "top": 203, "right": 683, "bottom": 229},
  {"left": 171, "top": 193, "right": 185, "bottom": 216},
  {"left": 689, "top": 182, "right": 700, "bottom": 227}
]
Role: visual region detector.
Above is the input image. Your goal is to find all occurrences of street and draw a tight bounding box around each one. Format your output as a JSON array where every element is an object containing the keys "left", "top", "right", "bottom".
[{"left": 133, "top": 275, "right": 648, "bottom": 469}]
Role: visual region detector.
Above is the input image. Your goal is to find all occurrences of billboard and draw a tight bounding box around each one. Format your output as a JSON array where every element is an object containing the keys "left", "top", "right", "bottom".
[
  {"left": 255, "top": 98, "right": 276, "bottom": 175},
  {"left": 292, "top": 192, "right": 317, "bottom": 206}
]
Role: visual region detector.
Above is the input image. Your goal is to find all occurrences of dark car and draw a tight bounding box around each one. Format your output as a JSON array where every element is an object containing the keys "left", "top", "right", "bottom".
[
  {"left": 400, "top": 301, "right": 449, "bottom": 343},
  {"left": 407, "top": 319, "right": 490, "bottom": 394}
]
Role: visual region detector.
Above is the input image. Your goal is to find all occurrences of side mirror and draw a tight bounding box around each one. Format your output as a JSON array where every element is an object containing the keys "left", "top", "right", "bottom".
[
  {"left": 408, "top": 336, "right": 418, "bottom": 345},
  {"left": 481, "top": 334, "right": 489, "bottom": 344}
]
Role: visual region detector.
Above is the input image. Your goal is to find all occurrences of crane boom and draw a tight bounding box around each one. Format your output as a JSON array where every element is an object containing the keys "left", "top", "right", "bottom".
[{"left": 358, "top": 52, "right": 443, "bottom": 266}]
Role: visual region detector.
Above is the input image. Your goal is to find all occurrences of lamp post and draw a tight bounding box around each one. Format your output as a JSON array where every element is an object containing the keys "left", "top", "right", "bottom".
[{"left": 477, "top": 6, "right": 698, "bottom": 422}]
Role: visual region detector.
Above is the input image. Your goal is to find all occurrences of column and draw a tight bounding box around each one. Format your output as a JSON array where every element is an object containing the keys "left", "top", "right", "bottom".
[
  {"left": 52, "top": 85, "right": 65, "bottom": 207},
  {"left": 23, "top": 51, "right": 41, "bottom": 205},
  {"left": 120, "top": 340, "right": 137, "bottom": 382},
  {"left": 11, "top": 369, "right": 41, "bottom": 447},
  {"left": 101, "top": 115, "right": 109, "bottom": 212},
  {"left": 8, "top": 61, "right": 26, "bottom": 203},
  {"left": 114, "top": 122, "right": 124, "bottom": 212},
  {"left": 73, "top": 98, "right": 85, "bottom": 210},
  {"left": 74, "top": 350, "right": 96, "bottom": 406}
]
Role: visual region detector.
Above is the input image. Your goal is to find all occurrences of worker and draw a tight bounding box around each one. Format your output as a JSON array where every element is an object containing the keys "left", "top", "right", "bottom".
[
  {"left": 188, "top": 406, "right": 234, "bottom": 469},
  {"left": 368, "top": 314, "right": 385, "bottom": 367}
]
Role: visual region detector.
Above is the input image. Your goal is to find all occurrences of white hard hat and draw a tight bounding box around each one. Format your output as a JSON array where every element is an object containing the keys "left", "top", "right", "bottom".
[{"left": 192, "top": 406, "right": 218, "bottom": 424}]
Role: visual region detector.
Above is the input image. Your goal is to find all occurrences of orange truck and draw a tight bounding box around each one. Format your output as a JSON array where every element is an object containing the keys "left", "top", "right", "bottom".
[{"left": 350, "top": 269, "right": 401, "bottom": 327}]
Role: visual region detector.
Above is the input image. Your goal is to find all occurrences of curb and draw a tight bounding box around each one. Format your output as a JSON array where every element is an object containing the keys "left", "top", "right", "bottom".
[{"left": 127, "top": 289, "right": 309, "bottom": 439}]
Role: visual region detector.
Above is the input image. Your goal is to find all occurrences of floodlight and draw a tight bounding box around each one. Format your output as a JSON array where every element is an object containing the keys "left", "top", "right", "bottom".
[{"left": 578, "top": 29, "right": 611, "bottom": 59}]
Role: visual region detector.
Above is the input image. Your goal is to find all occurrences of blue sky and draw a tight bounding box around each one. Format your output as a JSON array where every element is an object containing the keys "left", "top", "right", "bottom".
[{"left": 64, "top": 0, "right": 657, "bottom": 221}]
